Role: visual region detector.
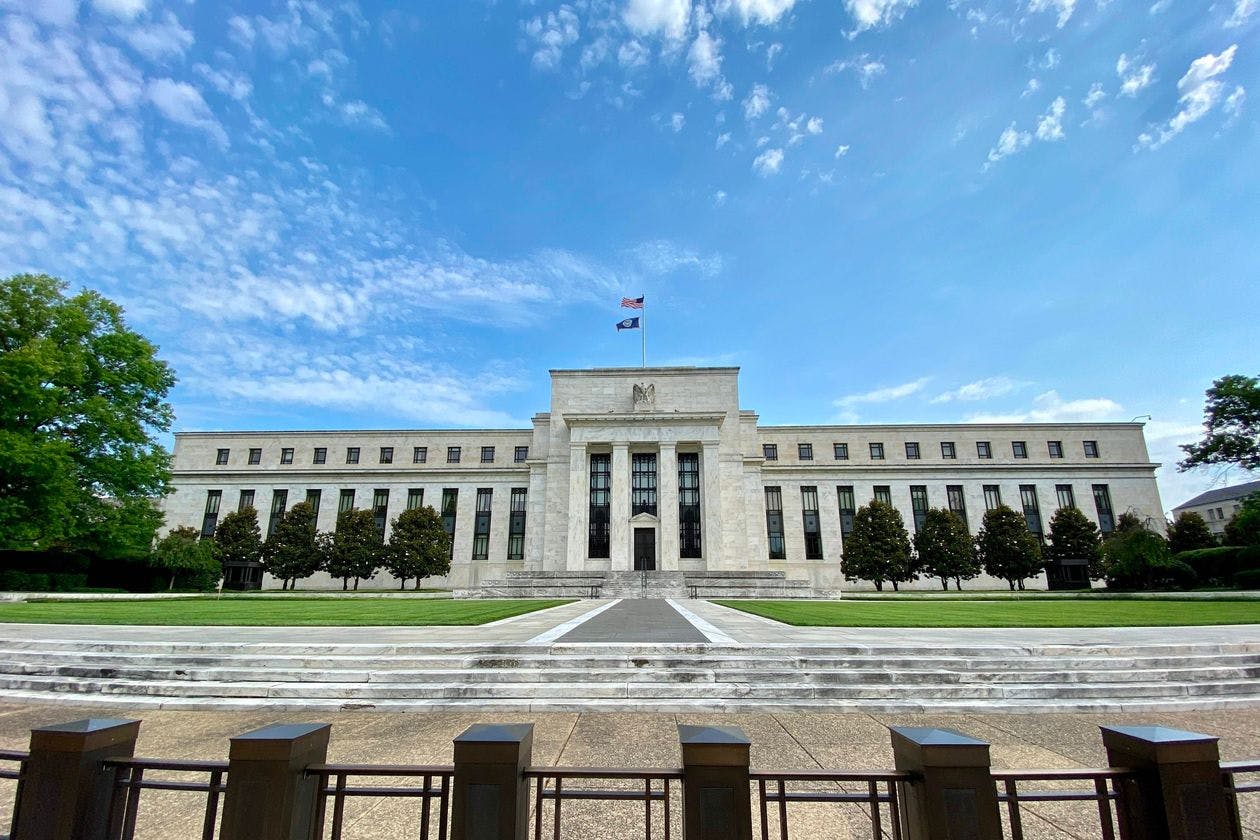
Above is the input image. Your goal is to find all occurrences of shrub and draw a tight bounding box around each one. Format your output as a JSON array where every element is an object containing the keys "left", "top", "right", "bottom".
[
  {"left": 1103, "top": 526, "right": 1196, "bottom": 590},
  {"left": 1174, "top": 546, "right": 1244, "bottom": 584},
  {"left": 1234, "top": 568, "right": 1260, "bottom": 589}
]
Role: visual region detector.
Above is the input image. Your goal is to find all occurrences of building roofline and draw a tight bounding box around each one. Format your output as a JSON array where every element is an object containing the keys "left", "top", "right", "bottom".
[
  {"left": 174, "top": 428, "right": 532, "bottom": 437},
  {"left": 549, "top": 366, "right": 740, "bottom": 375},
  {"left": 757, "top": 422, "right": 1148, "bottom": 431},
  {"left": 1171, "top": 479, "right": 1260, "bottom": 511}
]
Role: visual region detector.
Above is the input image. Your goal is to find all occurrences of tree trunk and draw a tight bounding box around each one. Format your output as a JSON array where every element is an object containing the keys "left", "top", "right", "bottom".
[
  {"left": 1017, "top": 579, "right": 1025, "bottom": 591},
  {"left": 874, "top": 581, "right": 883, "bottom": 592},
  {"left": 940, "top": 578, "right": 948, "bottom": 590},
  {"left": 342, "top": 578, "right": 348, "bottom": 591},
  {"left": 954, "top": 577, "right": 962, "bottom": 591},
  {"left": 399, "top": 578, "right": 406, "bottom": 591},
  {"left": 1009, "top": 579, "right": 1016, "bottom": 590},
  {"left": 169, "top": 573, "right": 175, "bottom": 591},
  {"left": 891, "top": 581, "right": 899, "bottom": 592},
  {"left": 354, "top": 578, "right": 360, "bottom": 591},
  {"left": 414, "top": 578, "right": 421, "bottom": 590}
]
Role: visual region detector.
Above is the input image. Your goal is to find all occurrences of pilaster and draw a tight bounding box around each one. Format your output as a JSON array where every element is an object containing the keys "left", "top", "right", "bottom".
[
  {"left": 566, "top": 443, "right": 587, "bottom": 571},
  {"left": 658, "top": 443, "right": 679, "bottom": 570},
  {"left": 611, "top": 443, "right": 631, "bottom": 571},
  {"left": 701, "top": 442, "right": 724, "bottom": 569}
]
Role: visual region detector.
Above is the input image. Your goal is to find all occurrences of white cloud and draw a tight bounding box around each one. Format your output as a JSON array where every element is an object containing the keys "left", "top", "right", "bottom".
[
  {"left": 670, "top": 111, "right": 686, "bottom": 131},
  {"left": 1137, "top": 44, "right": 1239, "bottom": 150},
  {"left": 1036, "top": 96, "right": 1066, "bottom": 140},
  {"left": 715, "top": 0, "right": 799, "bottom": 25},
  {"left": 931, "top": 377, "right": 1026, "bottom": 403},
  {"left": 715, "top": 131, "right": 732, "bottom": 148},
  {"left": 1116, "top": 53, "right": 1155, "bottom": 97},
  {"left": 688, "top": 29, "right": 724, "bottom": 88},
  {"left": 1224, "top": 85, "right": 1246, "bottom": 119},
  {"left": 843, "top": 0, "right": 919, "bottom": 34},
  {"left": 194, "top": 63, "right": 253, "bottom": 101},
  {"left": 1040, "top": 48, "right": 1061, "bottom": 69},
  {"left": 618, "top": 39, "right": 651, "bottom": 68},
  {"left": 147, "top": 78, "right": 228, "bottom": 147},
  {"left": 118, "top": 11, "right": 194, "bottom": 59},
  {"left": 834, "top": 144, "right": 850, "bottom": 157},
  {"left": 712, "top": 189, "right": 727, "bottom": 206},
  {"left": 743, "top": 83, "right": 772, "bottom": 120},
  {"left": 1149, "top": 0, "right": 1172, "bottom": 12},
  {"left": 836, "top": 377, "right": 930, "bottom": 408},
  {"left": 338, "top": 99, "right": 389, "bottom": 131},
  {"left": 1225, "top": 0, "right": 1256, "bottom": 26},
  {"left": 1021, "top": 78, "right": 1041, "bottom": 98},
  {"left": 630, "top": 239, "right": 723, "bottom": 276},
  {"left": 624, "top": 0, "right": 692, "bottom": 40},
  {"left": 806, "top": 116, "right": 823, "bottom": 134},
  {"left": 765, "top": 42, "right": 783, "bottom": 69},
  {"left": 1027, "top": 0, "right": 1077, "bottom": 28},
  {"left": 752, "top": 147, "right": 783, "bottom": 175},
  {"left": 524, "top": 7, "right": 580, "bottom": 71},
  {"left": 985, "top": 123, "right": 1031, "bottom": 166},
  {"left": 93, "top": 0, "right": 147, "bottom": 20},
  {"left": 14, "top": 0, "right": 78, "bottom": 26},
  {"left": 825, "top": 54, "right": 886, "bottom": 88},
  {"left": 1083, "top": 82, "right": 1106, "bottom": 108},
  {"left": 966, "top": 390, "right": 1122, "bottom": 423}
]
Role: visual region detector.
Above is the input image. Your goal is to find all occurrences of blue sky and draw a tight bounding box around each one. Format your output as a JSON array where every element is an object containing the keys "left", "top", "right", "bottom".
[{"left": 1, "top": 0, "right": 1257, "bottom": 512}]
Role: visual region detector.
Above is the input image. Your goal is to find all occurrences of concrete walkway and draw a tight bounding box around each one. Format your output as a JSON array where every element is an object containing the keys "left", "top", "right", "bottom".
[{"left": 557, "top": 599, "right": 708, "bottom": 643}]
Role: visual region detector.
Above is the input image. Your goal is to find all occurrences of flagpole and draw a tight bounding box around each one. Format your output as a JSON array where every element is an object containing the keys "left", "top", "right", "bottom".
[{"left": 641, "top": 298, "right": 646, "bottom": 368}]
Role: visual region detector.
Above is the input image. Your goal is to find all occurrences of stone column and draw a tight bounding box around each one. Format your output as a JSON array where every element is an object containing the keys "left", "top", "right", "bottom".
[
  {"left": 14, "top": 718, "right": 141, "bottom": 840},
  {"left": 452, "top": 723, "right": 533, "bottom": 840},
  {"left": 658, "top": 442, "right": 679, "bottom": 570},
  {"left": 701, "top": 443, "right": 724, "bottom": 569},
  {"left": 890, "top": 726, "right": 1002, "bottom": 840},
  {"left": 611, "top": 442, "right": 630, "bottom": 571},
  {"left": 1101, "top": 725, "right": 1240, "bottom": 840},
  {"left": 565, "top": 443, "right": 587, "bottom": 571},
  {"left": 679, "top": 724, "right": 752, "bottom": 840},
  {"left": 220, "top": 723, "right": 331, "bottom": 840}
]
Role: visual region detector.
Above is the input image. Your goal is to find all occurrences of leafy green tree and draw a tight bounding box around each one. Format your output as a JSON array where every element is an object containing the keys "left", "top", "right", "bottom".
[
  {"left": 324, "top": 508, "right": 383, "bottom": 590},
  {"left": 385, "top": 505, "right": 451, "bottom": 589},
  {"left": 1045, "top": 506, "right": 1103, "bottom": 580},
  {"left": 1101, "top": 521, "right": 1193, "bottom": 590},
  {"left": 842, "top": 501, "right": 916, "bottom": 591},
  {"left": 914, "top": 508, "right": 979, "bottom": 590},
  {"left": 213, "top": 507, "right": 262, "bottom": 580},
  {"left": 261, "top": 502, "right": 322, "bottom": 590},
  {"left": 1179, "top": 374, "right": 1260, "bottom": 472},
  {"left": 1224, "top": 494, "right": 1260, "bottom": 547},
  {"left": 976, "top": 505, "right": 1043, "bottom": 590},
  {"left": 1112, "top": 511, "right": 1148, "bottom": 535},
  {"left": 0, "top": 274, "right": 176, "bottom": 557},
  {"left": 149, "top": 526, "right": 219, "bottom": 591},
  {"left": 1165, "top": 511, "right": 1217, "bottom": 553}
]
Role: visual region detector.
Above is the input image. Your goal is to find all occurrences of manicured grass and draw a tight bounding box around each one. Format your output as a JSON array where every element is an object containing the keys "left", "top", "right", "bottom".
[
  {"left": 0, "top": 598, "right": 572, "bottom": 626},
  {"left": 712, "top": 599, "right": 1260, "bottom": 628}
]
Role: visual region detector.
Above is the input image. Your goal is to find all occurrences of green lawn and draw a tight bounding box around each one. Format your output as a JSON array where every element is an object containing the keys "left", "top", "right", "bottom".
[
  {"left": 712, "top": 599, "right": 1260, "bottom": 627},
  {"left": 0, "top": 598, "right": 572, "bottom": 626}
]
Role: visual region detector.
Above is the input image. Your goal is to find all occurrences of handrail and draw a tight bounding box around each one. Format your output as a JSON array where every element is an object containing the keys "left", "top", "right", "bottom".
[
  {"left": 992, "top": 767, "right": 1135, "bottom": 781},
  {"left": 524, "top": 766, "right": 683, "bottom": 779}
]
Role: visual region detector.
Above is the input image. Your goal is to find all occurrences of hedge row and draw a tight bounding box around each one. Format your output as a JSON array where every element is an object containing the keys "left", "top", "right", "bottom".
[{"left": 1173, "top": 545, "right": 1260, "bottom": 588}]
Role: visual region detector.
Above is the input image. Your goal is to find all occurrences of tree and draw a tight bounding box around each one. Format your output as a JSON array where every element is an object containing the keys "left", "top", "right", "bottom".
[
  {"left": 213, "top": 507, "right": 262, "bottom": 580},
  {"left": 914, "top": 508, "right": 979, "bottom": 590},
  {"left": 0, "top": 274, "right": 176, "bottom": 556},
  {"left": 1224, "top": 493, "right": 1260, "bottom": 547},
  {"left": 1165, "top": 511, "right": 1217, "bottom": 553},
  {"left": 385, "top": 505, "right": 451, "bottom": 589},
  {"left": 1101, "top": 521, "right": 1193, "bottom": 590},
  {"left": 261, "top": 502, "right": 322, "bottom": 590},
  {"left": 1179, "top": 374, "right": 1260, "bottom": 472},
  {"left": 149, "top": 526, "right": 218, "bottom": 591},
  {"left": 841, "top": 501, "right": 916, "bottom": 591},
  {"left": 324, "top": 508, "right": 383, "bottom": 590},
  {"left": 976, "top": 505, "right": 1043, "bottom": 590},
  {"left": 1045, "top": 506, "right": 1103, "bottom": 580}
]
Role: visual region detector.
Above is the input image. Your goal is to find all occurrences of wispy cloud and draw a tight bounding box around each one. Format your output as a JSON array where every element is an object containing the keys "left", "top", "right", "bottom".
[
  {"left": 931, "top": 377, "right": 1028, "bottom": 403},
  {"left": 965, "top": 390, "right": 1122, "bottom": 423},
  {"left": 836, "top": 377, "right": 931, "bottom": 408},
  {"left": 1137, "top": 45, "right": 1241, "bottom": 150}
]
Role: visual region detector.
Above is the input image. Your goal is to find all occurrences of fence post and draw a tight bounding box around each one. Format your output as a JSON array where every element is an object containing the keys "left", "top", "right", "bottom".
[
  {"left": 1101, "top": 725, "right": 1240, "bottom": 840},
  {"left": 451, "top": 723, "right": 534, "bottom": 840},
  {"left": 13, "top": 718, "right": 141, "bottom": 840},
  {"left": 890, "top": 726, "right": 1002, "bottom": 840},
  {"left": 219, "top": 722, "right": 331, "bottom": 840},
  {"left": 678, "top": 724, "right": 753, "bottom": 840}
]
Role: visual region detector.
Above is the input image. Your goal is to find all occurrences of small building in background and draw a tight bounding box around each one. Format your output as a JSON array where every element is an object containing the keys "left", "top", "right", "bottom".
[{"left": 1172, "top": 479, "right": 1260, "bottom": 537}]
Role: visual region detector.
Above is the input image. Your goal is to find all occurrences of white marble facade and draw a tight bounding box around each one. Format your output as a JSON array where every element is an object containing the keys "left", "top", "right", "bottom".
[{"left": 162, "top": 366, "right": 1165, "bottom": 591}]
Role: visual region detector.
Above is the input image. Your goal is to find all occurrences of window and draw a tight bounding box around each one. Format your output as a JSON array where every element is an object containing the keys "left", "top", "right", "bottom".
[
  {"left": 941, "top": 442, "right": 956, "bottom": 459},
  {"left": 441, "top": 489, "right": 459, "bottom": 561},
  {"left": 338, "top": 489, "right": 355, "bottom": 513},
  {"left": 406, "top": 488, "right": 424, "bottom": 510},
  {"left": 248, "top": 448, "right": 262, "bottom": 465},
  {"left": 1217, "top": 507, "right": 1224, "bottom": 520},
  {"left": 238, "top": 489, "right": 255, "bottom": 511},
  {"left": 447, "top": 446, "right": 461, "bottom": 464},
  {"left": 837, "top": 486, "right": 856, "bottom": 537},
  {"left": 833, "top": 443, "right": 849, "bottom": 460},
  {"left": 1083, "top": 440, "right": 1100, "bottom": 458},
  {"left": 372, "top": 489, "right": 389, "bottom": 537},
  {"left": 305, "top": 489, "right": 321, "bottom": 517},
  {"left": 1092, "top": 484, "right": 1114, "bottom": 533},
  {"left": 346, "top": 447, "right": 360, "bottom": 465},
  {"left": 514, "top": 446, "right": 529, "bottom": 463},
  {"left": 631, "top": 453, "right": 658, "bottom": 516},
  {"left": 983, "top": 485, "right": 1001, "bottom": 511},
  {"left": 268, "top": 490, "right": 288, "bottom": 538},
  {"left": 313, "top": 447, "right": 327, "bottom": 464},
  {"left": 946, "top": 485, "right": 967, "bottom": 531},
  {"left": 481, "top": 446, "right": 495, "bottom": 464},
  {"left": 798, "top": 443, "right": 814, "bottom": 461},
  {"left": 413, "top": 446, "right": 427, "bottom": 464},
  {"left": 1207, "top": 509, "right": 1216, "bottom": 521},
  {"left": 977, "top": 441, "right": 992, "bottom": 459},
  {"left": 201, "top": 490, "right": 221, "bottom": 538},
  {"left": 508, "top": 488, "right": 527, "bottom": 560},
  {"left": 1012, "top": 441, "right": 1028, "bottom": 459},
  {"left": 910, "top": 486, "right": 929, "bottom": 533},
  {"left": 215, "top": 448, "right": 229, "bottom": 465},
  {"left": 1056, "top": 484, "right": 1076, "bottom": 509},
  {"left": 870, "top": 442, "right": 885, "bottom": 460},
  {"left": 873, "top": 485, "right": 892, "bottom": 505},
  {"left": 679, "top": 453, "right": 702, "bottom": 559},
  {"left": 1019, "top": 485, "right": 1042, "bottom": 537},
  {"left": 764, "top": 487, "right": 785, "bottom": 559},
  {"left": 280, "top": 447, "right": 294, "bottom": 464},
  {"left": 904, "top": 442, "right": 920, "bottom": 460},
  {"left": 472, "top": 489, "right": 491, "bottom": 560},
  {"left": 588, "top": 454, "right": 611, "bottom": 558},
  {"left": 763, "top": 444, "right": 778, "bottom": 461},
  {"left": 801, "top": 486, "right": 823, "bottom": 559},
  {"left": 1048, "top": 441, "right": 1063, "bottom": 458},
  {"left": 379, "top": 447, "right": 393, "bottom": 464}
]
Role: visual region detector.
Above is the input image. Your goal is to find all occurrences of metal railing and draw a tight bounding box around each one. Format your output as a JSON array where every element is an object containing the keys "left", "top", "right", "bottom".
[
  {"left": 751, "top": 769, "right": 913, "bottom": 840},
  {"left": 524, "top": 766, "right": 684, "bottom": 840},
  {"left": 104, "top": 757, "right": 229, "bottom": 840},
  {"left": 0, "top": 748, "right": 28, "bottom": 837},
  {"left": 306, "top": 763, "right": 454, "bottom": 840},
  {"left": 992, "top": 767, "right": 1135, "bottom": 840},
  {"left": 1222, "top": 759, "right": 1260, "bottom": 836}
]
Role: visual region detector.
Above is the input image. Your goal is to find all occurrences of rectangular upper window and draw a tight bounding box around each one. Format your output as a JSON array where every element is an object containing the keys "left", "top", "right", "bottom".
[
  {"left": 481, "top": 446, "right": 495, "bottom": 463},
  {"left": 833, "top": 443, "right": 848, "bottom": 460},
  {"left": 346, "top": 447, "right": 360, "bottom": 464},
  {"left": 413, "top": 446, "right": 427, "bottom": 464},
  {"left": 905, "top": 442, "right": 920, "bottom": 459},
  {"left": 977, "top": 441, "right": 992, "bottom": 459},
  {"left": 215, "top": 448, "right": 229, "bottom": 465},
  {"left": 869, "top": 442, "right": 885, "bottom": 460},
  {"left": 798, "top": 443, "right": 813, "bottom": 461},
  {"left": 514, "top": 446, "right": 529, "bottom": 462},
  {"left": 313, "top": 447, "right": 327, "bottom": 464},
  {"left": 873, "top": 485, "right": 892, "bottom": 505},
  {"left": 407, "top": 488, "right": 424, "bottom": 510},
  {"left": 763, "top": 444, "right": 778, "bottom": 461},
  {"left": 1012, "top": 441, "right": 1028, "bottom": 459},
  {"left": 247, "top": 448, "right": 261, "bottom": 465},
  {"left": 1048, "top": 440, "right": 1063, "bottom": 458},
  {"left": 280, "top": 447, "right": 294, "bottom": 464},
  {"left": 447, "top": 446, "right": 461, "bottom": 463},
  {"left": 1083, "top": 440, "right": 1100, "bottom": 458},
  {"left": 983, "top": 485, "right": 1001, "bottom": 511},
  {"left": 379, "top": 446, "right": 393, "bottom": 464},
  {"left": 941, "top": 442, "right": 956, "bottom": 459},
  {"left": 1056, "top": 484, "right": 1076, "bottom": 509}
]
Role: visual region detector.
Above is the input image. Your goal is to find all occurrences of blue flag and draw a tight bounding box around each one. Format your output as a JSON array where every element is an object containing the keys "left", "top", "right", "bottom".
[{"left": 616, "top": 317, "right": 640, "bottom": 330}]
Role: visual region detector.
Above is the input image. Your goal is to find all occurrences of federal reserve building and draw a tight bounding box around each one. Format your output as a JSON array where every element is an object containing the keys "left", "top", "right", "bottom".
[{"left": 161, "top": 366, "right": 1164, "bottom": 593}]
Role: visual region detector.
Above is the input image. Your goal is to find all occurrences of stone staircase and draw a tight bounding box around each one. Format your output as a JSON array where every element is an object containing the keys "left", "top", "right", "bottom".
[
  {"left": 0, "top": 638, "right": 1257, "bottom": 713},
  {"left": 461, "top": 570, "right": 814, "bottom": 599}
]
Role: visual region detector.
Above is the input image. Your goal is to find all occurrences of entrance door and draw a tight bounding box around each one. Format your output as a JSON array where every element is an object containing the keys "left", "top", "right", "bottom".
[{"left": 633, "top": 528, "right": 656, "bottom": 571}]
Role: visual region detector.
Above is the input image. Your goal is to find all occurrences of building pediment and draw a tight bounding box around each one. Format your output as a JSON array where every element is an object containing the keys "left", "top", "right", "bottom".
[
  {"left": 629, "top": 512, "right": 660, "bottom": 524},
  {"left": 563, "top": 412, "right": 727, "bottom": 427}
]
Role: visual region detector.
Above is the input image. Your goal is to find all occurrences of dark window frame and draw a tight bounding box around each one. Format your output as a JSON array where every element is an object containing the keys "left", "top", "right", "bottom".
[
  {"left": 588, "top": 454, "right": 611, "bottom": 558},
  {"left": 508, "top": 487, "right": 527, "bottom": 560},
  {"left": 1084, "top": 440, "right": 1100, "bottom": 458},
  {"left": 837, "top": 485, "right": 856, "bottom": 537},
  {"left": 870, "top": 442, "right": 885, "bottom": 460},
  {"left": 413, "top": 446, "right": 428, "bottom": 464},
  {"left": 873, "top": 485, "right": 892, "bottom": 505},
  {"left": 764, "top": 486, "right": 785, "bottom": 560},
  {"left": 1012, "top": 441, "right": 1028, "bottom": 459},
  {"left": 763, "top": 444, "right": 778, "bottom": 461},
  {"left": 338, "top": 489, "right": 355, "bottom": 513},
  {"left": 801, "top": 486, "right": 822, "bottom": 559},
  {"left": 215, "top": 448, "right": 230, "bottom": 465},
  {"left": 481, "top": 446, "right": 495, "bottom": 464},
  {"left": 941, "top": 442, "right": 956, "bottom": 459},
  {"left": 1056, "top": 484, "right": 1076, "bottom": 509},
  {"left": 247, "top": 448, "right": 262, "bottom": 465},
  {"left": 346, "top": 447, "right": 360, "bottom": 465},
  {"left": 905, "top": 442, "right": 921, "bottom": 460},
  {"left": 280, "top": 448, "right": 294, "bottom": 465},
  {"left": 678, "top": 453, "right": 702, "bottom": 559},
  {"left": 798, "top": 443, "right": 814, "bottom": 461},
  {"left": 447, "top": 446, "right": 461, "bottom": 464},
  {"left": 631, "top": 452, "right": 658, "bottom": 517},
  {"left": 406, "top": 488, "right": 424, "bottom": 510},
  {"left": 379, "top": 447, "right": 393, "bottom": 464},
  {"left": 833, "top": 443, "right": 849, "bottom": 460},
  {"left": 313, "top": 447, "right": 327, "bottom": 465},
  {"left": 471, "top": 488, "right": 492, "bottom": 560},
  {"left": 514, "top": 446, "right": 529, "bottom": 463},
  {"left": 977, "top": 441, "right": 992, "bottom": 459},
  {"left": 983, "top": 485, "right": 1002, "bottom": 511},
  {"left": 1048, "top": 440, "right": 1064, "bottom": 458},
  {"left": 910, "top": 485, "right": 929, "bottom": 533},
  {"left": 201, "top": 490, "right": 222, "bottom": 538}
]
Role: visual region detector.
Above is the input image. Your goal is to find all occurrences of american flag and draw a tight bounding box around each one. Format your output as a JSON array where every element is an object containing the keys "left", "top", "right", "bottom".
[{"left": 621, "top": 296, "right": 644, "bottom": 309}]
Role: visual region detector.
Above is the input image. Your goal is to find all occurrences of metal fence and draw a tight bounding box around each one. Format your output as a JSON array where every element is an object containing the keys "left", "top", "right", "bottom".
[
  {"left": 105, "top": 757, "right": 228, "bottom": 840},
  {"left": 0, "top": 748, "right": 27, "bottom": 836},
  {"left": 525, "top": 767, "right": 683, "bottom": 840},
  {"left": 751, "top": 769, "right": 912, "bottom": 840},
  {"left": 993, "top": 767, "right": 1134, "bottom": 840},
  {"left": 307, "top": 763, "right": 454, "bottom": 840}
]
